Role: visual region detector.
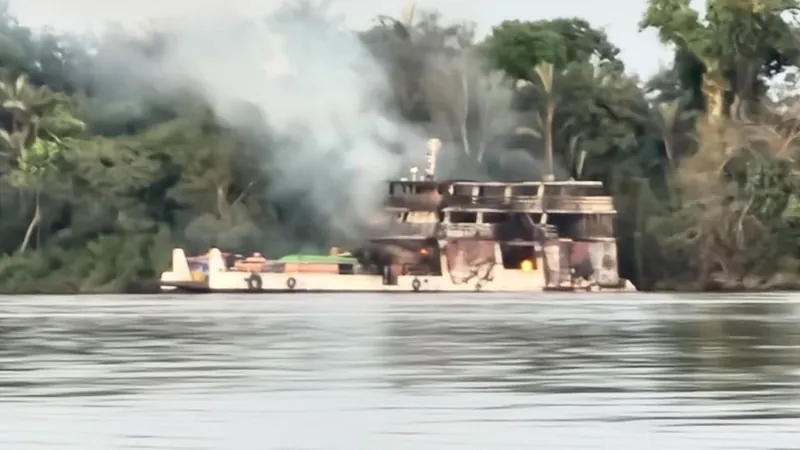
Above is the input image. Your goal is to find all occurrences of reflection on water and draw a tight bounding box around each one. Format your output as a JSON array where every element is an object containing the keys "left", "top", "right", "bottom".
[{"left": 0, "top": 293, "right": 798, "bottom": 449}]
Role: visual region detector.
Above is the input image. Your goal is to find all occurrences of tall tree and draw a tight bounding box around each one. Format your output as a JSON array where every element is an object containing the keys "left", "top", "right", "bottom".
[
  {"left": 640, "top": 0, "right": 800, "bottom": 123},
  {"left": 484, "top": 18, "right": 622, "bottom": 80},
  {"left": 0, "top": 73, "right": 84, "bottom": 252}
]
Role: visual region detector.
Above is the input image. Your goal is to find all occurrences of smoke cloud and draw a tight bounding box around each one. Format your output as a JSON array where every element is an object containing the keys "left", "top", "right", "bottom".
[{"left": 84, "top": 3, "right": 428, "bottom": 245}]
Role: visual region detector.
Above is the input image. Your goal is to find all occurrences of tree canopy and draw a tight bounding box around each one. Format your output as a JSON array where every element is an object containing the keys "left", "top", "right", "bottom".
[{"left": 1, "top": 0, "right": 800, "bottom": 293}]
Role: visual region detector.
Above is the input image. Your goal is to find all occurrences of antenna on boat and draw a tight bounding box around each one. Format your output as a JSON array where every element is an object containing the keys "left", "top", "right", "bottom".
[{"left": 425, "top": 138, "right": 441, "bottom": 180}]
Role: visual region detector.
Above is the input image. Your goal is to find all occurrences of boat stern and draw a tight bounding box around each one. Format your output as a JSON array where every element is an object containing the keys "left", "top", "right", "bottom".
[{"left": 159, "top": 248, "right": 209, "bottom": 291}]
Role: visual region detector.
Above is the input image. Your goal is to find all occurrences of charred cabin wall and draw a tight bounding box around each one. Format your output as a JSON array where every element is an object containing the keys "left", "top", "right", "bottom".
[
  {"left": 386, "top": 190, "right": 443, "bottom": 211},
  {"left": 547, "top": 213, "right": 615, "bottom": 239}
]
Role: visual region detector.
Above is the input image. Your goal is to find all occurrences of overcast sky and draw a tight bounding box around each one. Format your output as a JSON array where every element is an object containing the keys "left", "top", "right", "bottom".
[{"left": 7, "top": 0, "right": 687, "bottom": 79}]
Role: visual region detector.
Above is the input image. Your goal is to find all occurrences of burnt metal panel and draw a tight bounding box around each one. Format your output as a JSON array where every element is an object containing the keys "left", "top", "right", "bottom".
[
  {"left": 558, "top": 240, "right": 572, "bottom": 283},
  {"left": 444, "top": 239, "right": 496, "bottom": 284}
]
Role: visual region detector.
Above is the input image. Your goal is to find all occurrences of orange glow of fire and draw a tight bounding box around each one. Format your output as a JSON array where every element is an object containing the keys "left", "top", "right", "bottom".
[{"left": 520, "top": 259, "right": 534, "bottom": 272}]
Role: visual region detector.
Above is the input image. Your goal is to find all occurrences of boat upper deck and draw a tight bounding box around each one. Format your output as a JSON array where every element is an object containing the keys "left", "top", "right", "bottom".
[{"left": 385, "top": 179, "right": 616, "bottom": 214}]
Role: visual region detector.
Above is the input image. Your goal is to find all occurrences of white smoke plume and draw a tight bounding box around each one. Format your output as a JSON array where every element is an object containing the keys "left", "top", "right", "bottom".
[{"left": 84, "top": 2, "right": 427, "bottom": 243}]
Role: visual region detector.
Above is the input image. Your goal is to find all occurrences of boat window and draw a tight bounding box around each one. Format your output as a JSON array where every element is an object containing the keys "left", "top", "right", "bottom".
[
  {"left": 482, "top": 186, "right": 505, "bottom": 198},
  {"left": 515, "top": 185, "right": 539, "bottom": 196},
  {"left": 482, "top": 213, "right": 506, "bottom": 223},
  {"left": 547, "top": 214, "right": 581, "bottom": 239},
  {"left": 450, "top": 212, "right": 478, "bottom": 223},
  {"left": 452, "top": 185, "right": 473, "bottom": 196}
]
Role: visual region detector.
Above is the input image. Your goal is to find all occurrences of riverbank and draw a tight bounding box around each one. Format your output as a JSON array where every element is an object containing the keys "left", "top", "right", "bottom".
[
  {"left": 1, "top": 233, "right": 798, "bottom": 295},
  {"left": 649, "top": 272, "right": 800, "bottom": 293}
]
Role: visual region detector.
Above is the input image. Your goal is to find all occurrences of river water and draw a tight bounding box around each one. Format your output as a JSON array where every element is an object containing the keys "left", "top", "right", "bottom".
[{"left": 0, "top": 293, "right": 798, "bottom": 449}]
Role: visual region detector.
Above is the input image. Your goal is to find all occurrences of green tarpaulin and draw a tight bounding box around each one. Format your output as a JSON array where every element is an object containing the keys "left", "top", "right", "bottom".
[{"left": 277, "top": 254, "right": 356, "bottom": 264}]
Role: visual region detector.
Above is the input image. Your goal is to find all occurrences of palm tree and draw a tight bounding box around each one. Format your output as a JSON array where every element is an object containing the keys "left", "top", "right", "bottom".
[
  {"left": 513, "top": 62, "right": 557, "bottom": 180},
  {"left": 533, "top": 62, "right": 556, "bottom": 180},
  {"left": 0, "top": 73, "right": 84, "bottom": 253}
]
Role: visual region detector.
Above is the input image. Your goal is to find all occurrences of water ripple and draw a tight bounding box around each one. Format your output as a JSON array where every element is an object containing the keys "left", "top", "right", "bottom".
[{"left": 0, "top": 294, "right": 797, "bottom": 449}]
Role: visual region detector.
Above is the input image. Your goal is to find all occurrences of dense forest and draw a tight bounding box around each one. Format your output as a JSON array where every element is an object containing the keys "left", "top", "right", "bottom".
[{"left": 1, "top": 0, "right": 800, "bottom": 293}]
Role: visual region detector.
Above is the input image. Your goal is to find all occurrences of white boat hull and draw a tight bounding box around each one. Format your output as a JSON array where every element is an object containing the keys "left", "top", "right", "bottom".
[{"left": 159, "top": 248, "right": 637, "bottom": 294}]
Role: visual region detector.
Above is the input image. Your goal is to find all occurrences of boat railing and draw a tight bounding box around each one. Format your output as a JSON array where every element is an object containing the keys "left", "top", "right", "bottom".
[
  {"left": 440, "top": 223, "right": 495, "bottom": 238},
  {"left": 443, "top": 195, "right": 543, "bottom": 210},
  {"left": 542, "top": 196, "right": 614, "bottom": 212},
  {"left": 386, "top": 192, "right": 614, "bottom": 214},
  {"left": 375, "top": 222, "right": 439, "bottom": 237}
]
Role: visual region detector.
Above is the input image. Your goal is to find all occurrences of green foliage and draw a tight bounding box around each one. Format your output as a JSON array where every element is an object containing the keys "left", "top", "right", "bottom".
[
  {"left": 0, "top": 227, "right": 172, "bottom": 293},
  {"left": 641, "top": 0, "right": 800, "bottom": 118},
  {"left": 485, "top": 18, "right": 622, "bottom": 79}
]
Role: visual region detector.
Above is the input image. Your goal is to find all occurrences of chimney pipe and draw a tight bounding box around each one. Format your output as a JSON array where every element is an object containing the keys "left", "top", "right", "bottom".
[{"left": 425, "top": 138, "right": 441, "bottom": 180}]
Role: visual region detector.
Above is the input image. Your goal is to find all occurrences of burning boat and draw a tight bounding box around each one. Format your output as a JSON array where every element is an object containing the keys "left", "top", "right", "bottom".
[{"left": 159, "top": 139, "right": 636, "bottom": 293}]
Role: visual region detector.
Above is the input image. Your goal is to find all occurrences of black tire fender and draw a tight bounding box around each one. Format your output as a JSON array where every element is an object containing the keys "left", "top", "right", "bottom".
[
  {"left": 287, "top": 277, "right": 297, "bottom": 290},
  {"left": 246, "top": 274, "right": 263, "bottom": 291},
  {"left": 411, "top": 278, "right": 421, "bottom": 292}
]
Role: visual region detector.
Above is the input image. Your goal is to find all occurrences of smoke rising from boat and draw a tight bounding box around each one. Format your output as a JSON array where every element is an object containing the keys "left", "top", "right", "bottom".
[
  {"left": 25, "top": 0, "right": 548, "bottom": 253},
  {"left": 82, "top": 3, "right": 427, "bottom": 249}
]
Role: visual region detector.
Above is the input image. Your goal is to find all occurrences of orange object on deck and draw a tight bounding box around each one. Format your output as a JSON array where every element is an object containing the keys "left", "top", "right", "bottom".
[
  {"left": 191, "top": 271, "right": 207, "bottom": 282},
  {"left": 233, "top": 253, "right": 269, "bottom": 272},
  {"left": 284, "top": 263, "right": 340, "bottom": 274}
]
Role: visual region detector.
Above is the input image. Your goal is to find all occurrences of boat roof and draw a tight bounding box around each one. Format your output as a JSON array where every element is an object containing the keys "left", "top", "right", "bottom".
[{"left": 388, "top": 179, "right": 604, "bottom": 187}]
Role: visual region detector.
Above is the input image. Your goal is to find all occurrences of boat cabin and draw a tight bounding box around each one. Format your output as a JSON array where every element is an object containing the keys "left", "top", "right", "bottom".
[{"left": 366, "top": 177, "right": 622, "bottom": 289}]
